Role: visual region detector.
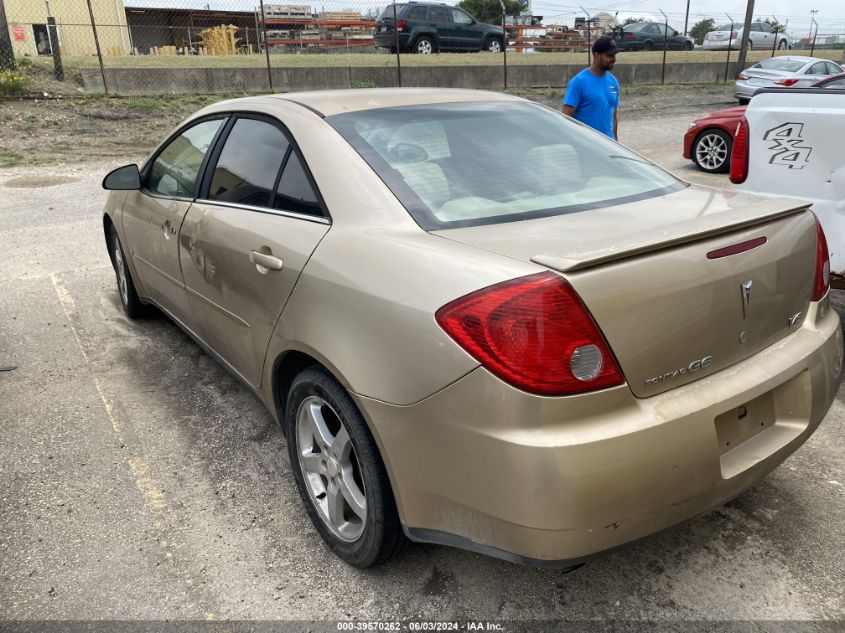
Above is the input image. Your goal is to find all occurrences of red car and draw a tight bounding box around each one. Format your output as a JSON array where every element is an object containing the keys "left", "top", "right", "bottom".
[{"left": 684, "top": 72, "right": 845, "bottom": 173}]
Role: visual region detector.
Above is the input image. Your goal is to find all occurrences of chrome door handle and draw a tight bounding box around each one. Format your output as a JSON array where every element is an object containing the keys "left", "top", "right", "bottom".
[{"left": 250, "top": 250, "right": 284, "bottom": 273}]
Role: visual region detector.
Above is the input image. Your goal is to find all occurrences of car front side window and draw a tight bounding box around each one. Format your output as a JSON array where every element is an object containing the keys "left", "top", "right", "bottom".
[
  {"left": 147, "top": 119, "right": 224, "bottom": 198},
  {"left": 451, "top": 9, "right": 473, "bottom": 26}
]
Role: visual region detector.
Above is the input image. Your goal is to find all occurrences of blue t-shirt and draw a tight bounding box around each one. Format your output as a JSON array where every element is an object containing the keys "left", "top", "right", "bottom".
[{"left": 563, "top": 69, "right": 619, "bottom": 139}]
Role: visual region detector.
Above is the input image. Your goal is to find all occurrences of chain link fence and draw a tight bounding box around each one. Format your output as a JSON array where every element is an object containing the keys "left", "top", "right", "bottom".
[{"left": 1, "top": 0, "right": 843, "bottom": 96}]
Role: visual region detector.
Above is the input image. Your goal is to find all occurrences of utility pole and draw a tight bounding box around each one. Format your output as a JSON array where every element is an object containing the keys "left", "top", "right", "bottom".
[
  {"left": 683, "top": 0, "right": 691, "bottom": 36},
  {"left": 0, "top": 0, "right": 15, "bottom": 68},
  {"left": 735, "top": 0, "right": 755, "bottom": 77}
]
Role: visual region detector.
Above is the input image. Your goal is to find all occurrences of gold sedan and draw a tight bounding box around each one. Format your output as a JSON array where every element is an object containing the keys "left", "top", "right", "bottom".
[{"left": 101, "top": 89, "right": 842, "bottom": 569}]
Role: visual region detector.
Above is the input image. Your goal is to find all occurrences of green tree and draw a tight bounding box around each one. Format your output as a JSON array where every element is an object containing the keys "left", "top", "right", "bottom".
[
  {"left": 622, "top": 17, "right": 644, "bottom": 26},
  {"left": 763, "top": 18, "right": 785, "bottom": 32},
  {"left": 689, "top": 17, "right": 715, "bottom": 45},
  {"left": 458, "top": 0, "right": 522, "bottom": 25}
]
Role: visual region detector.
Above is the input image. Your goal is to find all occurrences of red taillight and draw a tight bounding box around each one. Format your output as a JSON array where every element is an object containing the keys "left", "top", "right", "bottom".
[
  {"left": 396, "top": 19, "right": 407, "bottom": 31},
  {"left": 738, "top": 72, "right": 749, "bottom": 80},
  {"left": 812, "top": 214, "right": 831, "bottom": 302},
  {"left": 775, "top": 78, "right": 799, "bottom": 86},
  {"left": 435, "top": 272, "right": 625, "bottom": 396},
  {"left": 730, "top": 116, "right": 749, "bottom": 184},
  {"left": 623, "top": 33, "right": 637, "bottom": 39}
]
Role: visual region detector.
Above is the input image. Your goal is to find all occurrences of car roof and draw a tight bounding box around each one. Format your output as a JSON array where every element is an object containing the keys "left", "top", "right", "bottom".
[{"left": 269, "top": 88, "right": 525, "bottom": 117}]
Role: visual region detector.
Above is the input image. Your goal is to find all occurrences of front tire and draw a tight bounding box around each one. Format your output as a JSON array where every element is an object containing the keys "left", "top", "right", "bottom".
[
  {"left": 109, "top": 225, "right": 146, "bottom": 318},
  {"left": 684, "top": 41, "right": 693, "bottom": 51},
  {"left": 691, "top": 128, "right": 732, "bottom": 174},
  {"left": 285, "top": 367, "right": 407, "bottom": 567},
  {"left": 485, "top": 37, "right": 503, "bottom": 53},
  {"left": 777, "top": 39, "right": 788, "bottom": 50},
  {"left": 414, "top": 35, "right": 435, "bottom": 54}
]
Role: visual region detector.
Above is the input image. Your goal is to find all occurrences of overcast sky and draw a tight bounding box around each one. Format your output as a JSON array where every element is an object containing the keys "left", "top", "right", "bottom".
[{"left": 529, "top": 0, "right": 845, "bottom": 31}]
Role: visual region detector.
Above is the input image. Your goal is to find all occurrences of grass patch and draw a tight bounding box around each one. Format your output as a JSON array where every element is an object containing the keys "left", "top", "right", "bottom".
[
  {"left": 0, "top": 149, "right": 24, "bottom": 167},
  {"left": 124, "top": 97, "right": 165, "bottom": 111}
]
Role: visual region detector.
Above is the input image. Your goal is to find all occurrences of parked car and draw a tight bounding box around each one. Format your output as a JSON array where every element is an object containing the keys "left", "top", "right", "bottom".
[
  {"left": 614, "top": 21, "right": 694, "bottom": 51},
  {"left": 730, "top": 87, "right": 845, "bottom": 274},
  {"left": 703, "top": 21, "right": 789, "bottom": 51},
  {"left": 736, "top": 56, "right": 843, "bottom": 103},
  {"left": 684, "top": 72, "right": 845, "bottom": 173},
  {"left": 683, "top": 105, "right": 746, "bottom": 173},
  {"left": 374, "top": 2, "right": 505, "bottom": 53},
  {"left": 101, "top": 88, "right": 841, "bottom": 569}
]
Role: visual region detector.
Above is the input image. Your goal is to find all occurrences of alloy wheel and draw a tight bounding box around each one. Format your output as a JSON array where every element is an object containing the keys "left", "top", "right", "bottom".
[
  {"left": 416, "top": 38, "right": 433, "bottom": 54},
  {"left": 296, "top": 395, "right": 367, "bottom": 542},
  {"left": 695, "top": 132, "right": 729, "bottom": 171},
  {"left": 487, "top": 39, "right": 502, "bottom": 52}
]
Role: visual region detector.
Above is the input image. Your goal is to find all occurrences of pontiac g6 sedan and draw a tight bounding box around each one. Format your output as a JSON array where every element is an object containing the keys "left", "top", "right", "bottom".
[{"left": 102, "top": 89, "right": 842, "bottom": 569}]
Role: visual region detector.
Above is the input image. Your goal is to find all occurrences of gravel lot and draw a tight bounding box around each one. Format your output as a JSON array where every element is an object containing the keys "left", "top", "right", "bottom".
[{"left": 0, "top": 86, "right": 843, "bottom": 628}]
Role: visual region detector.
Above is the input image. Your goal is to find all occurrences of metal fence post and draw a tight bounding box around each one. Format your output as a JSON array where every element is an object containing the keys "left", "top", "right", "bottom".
[
  {"left": 809, "top": 15, "right": 817, "bottom": 57},
  {"left": 258, "top": 0, "right": 273, "bottom": 91},
  {"left": 580, "top": 6, "right": 590, "bottom": 67},
  {"left": 659, "top": 9, "right": 668, "bottom": 85},
  {"left": 723, "top": 13, "right": 733, "bottom": 83},
  {"left": 771, "top": 25, "right": 778, "bottom": 57},
  {"left": 47, "top": 16, "right": 64, "bottom": 80},
  {"left": 500, "top": 0, "right": 507, "bottom": 90},
  {"left": 393, "top": 1, "right": 401, "bottom": 87},
  {"left": 86, "top": 0, "right": 108, "bottom": 94}
]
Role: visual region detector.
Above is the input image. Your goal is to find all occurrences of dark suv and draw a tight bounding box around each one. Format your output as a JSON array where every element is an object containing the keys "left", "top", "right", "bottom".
[{"left": 374, "top": 2, "right": 505, "bottom": 54}]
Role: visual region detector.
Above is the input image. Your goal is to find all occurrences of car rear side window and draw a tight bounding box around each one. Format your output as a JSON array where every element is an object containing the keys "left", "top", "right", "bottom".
[
  {"left": 147, "top": 118, "right": 223, "bottom": 198},
  {"left": 274, "top": 151, "right": 322, "bottom": 217},
  {"left": 207, "top": 118, "right": 290, "bottom": 208},
  {"left": 430, "top": 7, "right": 451, "bottom": 23},
  {"left": 408, "top": 6, "right": 427, "bottom": 20}
]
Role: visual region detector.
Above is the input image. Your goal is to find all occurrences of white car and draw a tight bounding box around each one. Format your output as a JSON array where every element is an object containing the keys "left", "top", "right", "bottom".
[
  {"left": 735, "top": 56, "right": 843, "bottom": 103},
  {"left": 730, "top": 88, "right": 845, "bottom": 273},
  {"left": 703, "top": 21, "right": 789, "bottom": 51}
]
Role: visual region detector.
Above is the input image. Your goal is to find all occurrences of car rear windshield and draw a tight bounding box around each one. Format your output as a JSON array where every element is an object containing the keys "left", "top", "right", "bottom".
[
  {"left": 714, "top": 24, "right": 734, "bottom": 32},
  {"left": 756, "top": 58, "right": 808, "bottom": 72},
  {"left": 327, "top": 101, "right": 683, "bottom": 230}
]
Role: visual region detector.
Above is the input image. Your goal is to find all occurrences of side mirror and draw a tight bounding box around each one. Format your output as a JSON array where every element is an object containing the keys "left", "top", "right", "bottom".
[{"left": 103, "top": 164, "right": 141, "bottom": 190}]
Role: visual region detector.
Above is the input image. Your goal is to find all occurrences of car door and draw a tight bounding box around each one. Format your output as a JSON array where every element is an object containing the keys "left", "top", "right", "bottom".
[
  {"left": 430, "top": 5, "right": 457, "bottom": 50},
  {"left": 178, "top": 114, "right": 330, "bottom": 387},
  {"left": 122, "top": 116, "right": 226, "bottom": 321},
  {"left": 450, "top": 7, "right": 480, "bottom": 50}
]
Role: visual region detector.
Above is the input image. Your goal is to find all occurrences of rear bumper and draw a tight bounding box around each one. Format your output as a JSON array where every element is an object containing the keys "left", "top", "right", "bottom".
[
  {"left": 735, "top": 80, "right": 760, "bottom": 99},
  {"left": 703, "top": 40, "right": 737, "bottom": 50},
  {"left": 357, "top": 299, "right": 842, "bottom": 566},
  {"left": 373, "top": 32, "right": 411, "bottom": 50}
]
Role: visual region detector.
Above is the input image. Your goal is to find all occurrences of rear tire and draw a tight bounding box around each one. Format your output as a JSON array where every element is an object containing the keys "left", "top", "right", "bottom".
[
  {"left": 691, "top": 128, "right": 732, "bottom": 174},
  {"left": 684, "top": 41, "right": 693, "bottom": 51},
  {"left": 414, "top": 35, "right": 435, "bottom": 54},
  {"left": 643, "top": 40, "right": 654, "bottom": 51},
  {"left": 108, "top": 225, "right": 146, "bottom": 319},
  {"left": 738, "top": 97, "right": 750, "bottom": 105},
  {"left": 285, "top": 367, "right": 408, "bottom": 567}
]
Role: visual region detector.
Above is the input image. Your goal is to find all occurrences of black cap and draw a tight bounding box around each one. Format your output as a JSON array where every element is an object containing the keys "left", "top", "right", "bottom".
[{"left": 592, "top": 36, "right": 619, "bottom": 55}]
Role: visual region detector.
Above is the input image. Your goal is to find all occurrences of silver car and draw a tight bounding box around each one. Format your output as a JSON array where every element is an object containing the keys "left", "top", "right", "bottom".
[
  {"left": 735, "top": 56, "right": 843, "bottom": 103},
  {"left": 704, "top": 21, "right": 789, "bottom": 52}
]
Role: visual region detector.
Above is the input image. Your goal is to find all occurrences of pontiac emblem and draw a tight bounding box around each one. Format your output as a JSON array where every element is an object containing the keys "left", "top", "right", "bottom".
[{"left": 740, "top": 280, "right": 753, "bottom": 319}]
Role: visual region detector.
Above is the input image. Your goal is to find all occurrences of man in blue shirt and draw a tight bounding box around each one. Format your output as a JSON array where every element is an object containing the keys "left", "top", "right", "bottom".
[{"left": 561, "top": 36, "right": 620, "bottom": 140}]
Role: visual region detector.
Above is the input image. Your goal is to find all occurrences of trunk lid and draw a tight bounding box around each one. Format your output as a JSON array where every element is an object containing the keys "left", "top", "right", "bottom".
[{"left": 433, "top": 186, "right": 817, "bottom": 398}]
